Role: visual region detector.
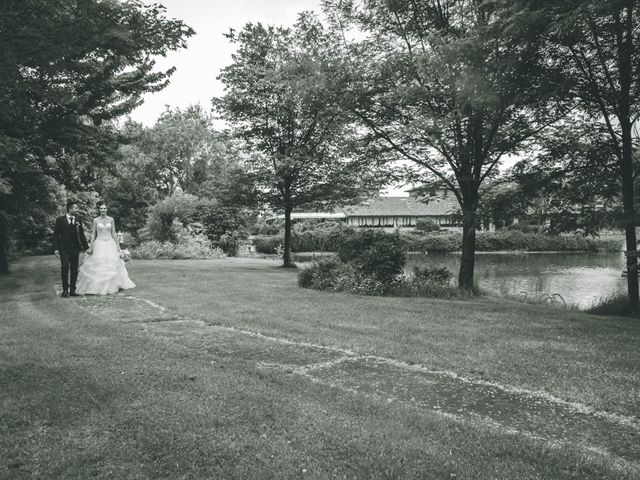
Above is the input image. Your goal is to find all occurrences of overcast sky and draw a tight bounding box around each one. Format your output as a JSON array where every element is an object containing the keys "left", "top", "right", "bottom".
[{"left": 130, "top": 0, "right": 324, "bottom": 126}]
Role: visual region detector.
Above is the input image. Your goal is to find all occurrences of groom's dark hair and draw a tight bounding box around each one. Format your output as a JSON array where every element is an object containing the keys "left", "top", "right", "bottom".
[{"left": 66, "top": 199, "right": 77, "bottom": 211}]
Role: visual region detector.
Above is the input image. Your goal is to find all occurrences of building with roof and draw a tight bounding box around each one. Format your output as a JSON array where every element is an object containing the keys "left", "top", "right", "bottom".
[
  {"left": 270, "top": 189, "right": 462, "bottom": 229},
  {"left": 342, "top": 190, "right": 460, "bottom": 228}
]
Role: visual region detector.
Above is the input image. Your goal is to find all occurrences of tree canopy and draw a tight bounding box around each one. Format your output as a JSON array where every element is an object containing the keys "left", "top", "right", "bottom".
[
  {"left": 322, "top": 0, "right": 567, "bottom": 288},
  {"left": 214, "top": 13, "right": 384, "bottom": 266},
  {"left": 0, "top": 0, "right": 194, "bottom": 272}
]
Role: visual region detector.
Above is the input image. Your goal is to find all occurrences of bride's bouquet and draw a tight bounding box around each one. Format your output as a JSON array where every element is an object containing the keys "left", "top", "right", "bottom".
[{"left": 120, "top": 248, "right": 132, "bottom": 263}]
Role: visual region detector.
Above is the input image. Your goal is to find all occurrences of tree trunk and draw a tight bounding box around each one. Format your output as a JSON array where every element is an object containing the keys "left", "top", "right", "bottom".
[
  {"left": 616, "top": 5, "right": 639, "bottom": 308},
  {"left": 282, "top": 205, "right": 295, "bottom": 268},
  {"left": 458, "top": 205, "right": 478, "bottom": 290},
  {"left": 0, "top": 249, "right": 8, "bottom": 275},
  {"left": 620, "top": 118, "right": 638, "bottom": 307},
  {"left": 0, "top": 213, "right": 9, "bottom": 274}
]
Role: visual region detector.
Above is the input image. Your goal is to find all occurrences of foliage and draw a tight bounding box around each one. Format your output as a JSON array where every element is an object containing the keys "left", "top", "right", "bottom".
[
  {"left": 218, "top": 230, "right": 244, "bottom": 257},
  {"left": 506, "top": 221, "right": 543, "bottom": 235},
  {"left": 253, "top": 236, "right": 283, "bottom": 255},
  {"left": 336, "top": 229, "right": 406, "bottom": 281},
  {"left": 477, "top": 182, "right": 530, "bottom": 231},
  {"left": 506, "top": 0, "right": 640, "bottom": 305},
  {"left": 141, "top": 192, "right": 200, "bottom": 243},
  {"left": 405, "top": 230, "right": 621, "bottom": 253},
  {"left": 324, "top": 0, "right": 567, "bottom": 289},
  {"left": 0, "top": 0, "right": 193, "bottom": 186},
  {"left": 136, "top": 105, "right": 238, "bottom": 196},
  {"left": 407, "top": 233, "right": 462, "bottom": 253},
  {"left": 140, "top": 193, "right": 252, "bottom": 253},
  {"left": 297, "top": 259, "right": 386, "bottom": 295},
  {"left": 132, "top": 223, "right": 223, "bottom": 260},
  {"left": 0, "top": 0, "right": 193, "bottom": 272},
  {"left": 252, "top": 218, "right": 283, "bottom": 236},
  {"left": 587, "top": 293, "right": 640, "bottom": 319},
  {"left": 412, "top": 266, "right": 454, "bottom": 285},
  {"left": 298, "top": 258, "right": 461, "bottom": 298},
  {"left": 97, "top": 138, "right": 160, "bottom": 239},
  {"left": 414, "top": 219, "right": 441, "bottom": 233},
  {"left": 214, "top": 13, "right": 385, "bottom": 267},
  {"left": 194, "top": 202, "right": 252, "bottom": 247}
]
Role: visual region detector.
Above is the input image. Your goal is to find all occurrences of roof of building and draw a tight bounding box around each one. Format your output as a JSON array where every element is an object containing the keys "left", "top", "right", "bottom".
[
  {"left": 288, "top": 212, "right": 347, "bottom": 219},
  {"left": 343, "top": 195, "right": 459, "bottom": 217}
]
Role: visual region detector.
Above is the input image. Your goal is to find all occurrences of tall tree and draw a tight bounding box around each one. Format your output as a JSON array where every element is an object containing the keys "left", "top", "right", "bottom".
[
  {"left": 214, "top": 14, "right": 383, "bottom": 267},
  {"left": 0, "top": 0, "right": 193, "bottom": 272},
  {"left": 323, "top": 0, "right": 567, "bottom": 289},
  {"left": 137, "top": 105, "right": 236, "bottom": 196},
  {"left": 508, "top": 0, "right": 640, "bottom": 306}
]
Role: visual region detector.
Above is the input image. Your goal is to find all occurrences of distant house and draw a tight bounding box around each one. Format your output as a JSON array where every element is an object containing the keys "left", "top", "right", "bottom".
[
  {"left": 343, "top": 190, "right": 460, "bottom": 228},
  {"left": 269, "top": 189, "right": 461, "bottom": 228}
]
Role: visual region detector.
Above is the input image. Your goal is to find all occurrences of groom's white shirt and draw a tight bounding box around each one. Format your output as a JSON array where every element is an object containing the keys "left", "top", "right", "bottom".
[{"left": 66, "top": 213, "right": 75, "bottom": 225}]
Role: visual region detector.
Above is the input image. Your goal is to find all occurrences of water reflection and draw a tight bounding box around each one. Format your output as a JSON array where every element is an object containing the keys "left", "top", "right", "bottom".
[{"left": 406, "top": 252, "right": 627, "bottom": 309}]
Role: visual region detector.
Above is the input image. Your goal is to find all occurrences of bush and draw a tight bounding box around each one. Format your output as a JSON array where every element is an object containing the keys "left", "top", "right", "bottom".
[
  {"left": 298, "top": 259, "right": 462, "bottom": 298},
  {"left": 297, "top": 265, "right": 315, "bottom": 288},
  {"left": 253, "top": 235, "right": 282, "bottom": 254},
  {"left": 292, "top": 224, "right": 354, "bottom": 252},
  {"left": 413, "top": 266, "right": 453, "bottom": 285},
  {"left": 400, "top": 232, "right": 461, "bottom": 253},
  {"left": 336, "top": 229, "right": 407, "bottom": 281},
  {"left": 386, "top": 274, "right": 463, "bottom": 298},
  {"left": 403, "top": 230, "right": 621, "bottom": 253},
  {"left": 414, "top": 218, "right": 441, "bottom": 233},
  {"left": 297, "top": 259, "right": 386, "bottom": 296},
  {"left": 195, "top": 201, "right": 251, "bottom": 246},
  {"left": 141, "top": 192, "right": 200, "bottom": 243},
  {"left": 218, "top": 230, "right": 244, "bottom": 257},
  {"left": 253, "top": 218, "right": 283, "bottom": 236},
  {"left": 132, "top": 222, "right": 224, "bottom": 260}
]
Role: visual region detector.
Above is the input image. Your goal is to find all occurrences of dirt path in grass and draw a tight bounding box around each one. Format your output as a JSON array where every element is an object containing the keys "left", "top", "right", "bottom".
[{"left": 69, "top": 290, "right": 640, "bottom": 470}]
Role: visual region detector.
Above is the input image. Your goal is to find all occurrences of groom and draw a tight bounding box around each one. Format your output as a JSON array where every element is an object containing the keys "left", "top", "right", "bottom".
[{"left": 53, "top": 199, "right": 89, "bottom": 297}]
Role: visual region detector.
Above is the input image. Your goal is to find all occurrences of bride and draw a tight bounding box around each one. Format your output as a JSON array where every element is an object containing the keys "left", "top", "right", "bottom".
[{"left": 76, "top": 202, "right": 136, "bottom": 295}]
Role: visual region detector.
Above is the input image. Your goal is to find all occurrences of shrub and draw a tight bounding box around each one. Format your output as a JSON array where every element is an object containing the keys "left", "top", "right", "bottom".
[
  {"left": 218, "top": 230, "right": 243, "bottom": 257},
  {"left": 253, "top": 235, "right": 281, "bottom": 254},
  {"left": 253, "top": 218, "right": 283, "bottom": 236},
  {"left": 414, "top": 218, "right": 441, "bottom": 233},
  {"left": 132, "top": 223, "right": 224, "bottom": 260},
  {"left": 141, "top": 192, "right": 200, "bottom": 243},
  {"left": 195, "top": 201, "right": 251, "bottom": 246},
  {"left": 298, "top": 259, "right": 386, "bottom": 296},
  {"left": 418, "top": 233, "right": 462, "bottom": 253},
  {"left": 336, "top": 229, "right": 407, "bottom": 281},
  {"left": 413, "top": 266, "right": 454, "bottom": 285},
  {"left": 292, "top": 224, "right": 354, "bottom": 252},
  {"left": 298, "top": 258, "right": 462, "bottom": 298},
  {"left": 297, "top": 265, "right": 315, "bottom": 288},
  {"left": 386, "top": 274, "right": 464, "bottom": 298}
]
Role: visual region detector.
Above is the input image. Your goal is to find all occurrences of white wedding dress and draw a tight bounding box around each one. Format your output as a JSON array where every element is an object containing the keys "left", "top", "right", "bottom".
[{"left": 76, "top": 219, "right": 135, "bottom": 295}]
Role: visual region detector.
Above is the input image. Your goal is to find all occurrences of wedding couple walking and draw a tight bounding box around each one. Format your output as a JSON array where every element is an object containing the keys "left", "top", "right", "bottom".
[{"left": 53, "top": 199, "right": 135, "bottom": 297}]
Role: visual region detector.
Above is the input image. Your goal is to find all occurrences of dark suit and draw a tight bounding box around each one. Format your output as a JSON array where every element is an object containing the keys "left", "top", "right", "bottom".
[{"left": 53, "top": 215, "right": 89, "bottom": 294}]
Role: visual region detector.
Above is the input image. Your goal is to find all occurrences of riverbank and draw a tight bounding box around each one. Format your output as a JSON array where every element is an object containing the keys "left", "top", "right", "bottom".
[{"left": 1, "top": 256, "right": 638, "bottom": 478}]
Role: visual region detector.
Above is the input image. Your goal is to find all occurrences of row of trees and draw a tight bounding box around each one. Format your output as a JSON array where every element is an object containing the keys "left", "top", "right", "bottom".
[
  {"left": 2, "top": 0, "right": 639, "bottom": 307},
  {"left": 213, "top": 0, "right": 640, "bottom": 306},
  {"left": 0, "top": 0, "right": 194, "bottom": 272}
]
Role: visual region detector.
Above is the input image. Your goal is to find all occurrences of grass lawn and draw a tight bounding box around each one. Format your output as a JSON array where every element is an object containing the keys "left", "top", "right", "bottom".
[{"left": 1, "top": 255, "right": 639, "bottom": 479}]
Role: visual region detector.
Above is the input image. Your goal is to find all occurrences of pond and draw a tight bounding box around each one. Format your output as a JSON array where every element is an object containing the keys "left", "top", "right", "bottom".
[{"left": 405, "top": 252, "right": 627, "bottom": 309}]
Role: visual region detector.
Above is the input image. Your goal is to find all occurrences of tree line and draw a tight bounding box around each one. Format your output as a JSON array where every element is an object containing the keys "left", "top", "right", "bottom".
[{"left": 1, "top": 0, "right": 639, "bottom": 307}]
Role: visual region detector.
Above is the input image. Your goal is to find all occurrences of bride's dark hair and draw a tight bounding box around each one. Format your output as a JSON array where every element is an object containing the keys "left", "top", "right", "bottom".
[{"left": 97, "top": 201, "right": 107, "bottom": 209}]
